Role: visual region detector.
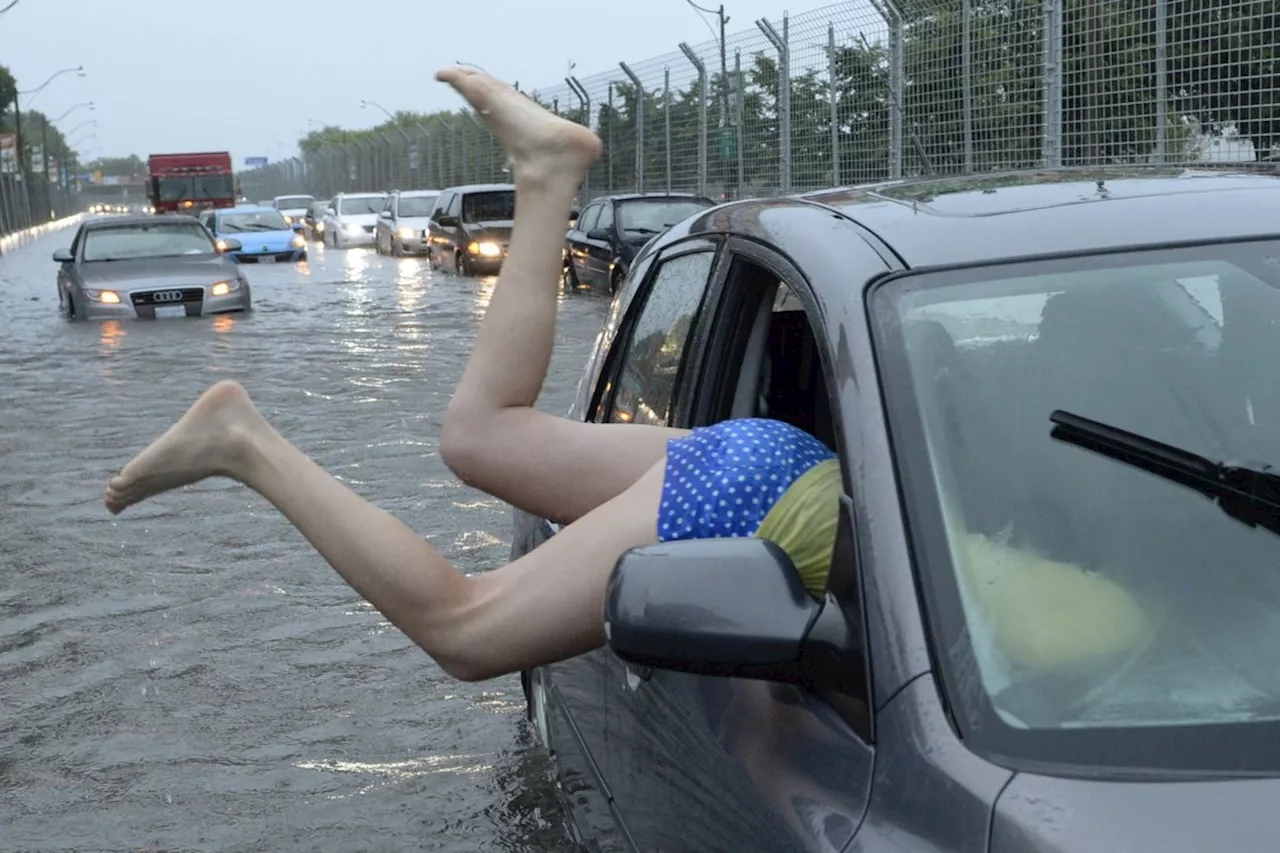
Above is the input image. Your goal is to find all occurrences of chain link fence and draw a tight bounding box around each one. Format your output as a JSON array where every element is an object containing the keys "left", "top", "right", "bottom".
[
  {"left": 0, "top": 171, "right": 79, "bottom": 239},
  {"left": 239, "top": 0, "right": 1277, "bottom": 202}
]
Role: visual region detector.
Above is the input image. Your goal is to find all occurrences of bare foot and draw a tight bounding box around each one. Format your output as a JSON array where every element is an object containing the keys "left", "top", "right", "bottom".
[
  {"left": 105, "top": 380, "right": 264, "bottom": 515},
  {"left": 435, "top": 66, "right": 602, "bottom": 187}
]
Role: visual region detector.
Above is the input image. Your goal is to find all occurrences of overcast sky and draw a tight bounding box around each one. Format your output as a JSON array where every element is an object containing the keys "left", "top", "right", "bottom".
[{"left": 2, "top": 0, "right": 798, "bottom": 166}]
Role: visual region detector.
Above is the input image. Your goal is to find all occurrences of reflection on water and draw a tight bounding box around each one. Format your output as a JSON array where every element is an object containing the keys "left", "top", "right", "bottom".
[
  {"left": 98, "top": 319, "right": 126, "bottom": 352},
  {"left": 212, "top": 314, "right": 236, "bottom": 334},
  {"left": 343, "top": 245, "right": 371, "bottom": 280}
]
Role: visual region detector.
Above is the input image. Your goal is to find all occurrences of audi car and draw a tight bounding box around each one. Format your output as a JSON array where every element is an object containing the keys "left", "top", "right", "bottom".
[{"left": 54, "top": 214, "right": 251, "bottom": 320}]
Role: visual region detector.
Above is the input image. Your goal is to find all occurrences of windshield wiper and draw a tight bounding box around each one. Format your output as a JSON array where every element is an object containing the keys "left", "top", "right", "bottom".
[
  {"left": 1050, "top": 410, "right": 1280, "bottom": 537},
  {"left": 624, "top": 226, "right": 661, "bottom": 234}
]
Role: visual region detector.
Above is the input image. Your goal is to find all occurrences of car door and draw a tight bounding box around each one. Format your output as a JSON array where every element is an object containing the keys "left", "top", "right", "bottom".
[
  {"left": 566, "top": 203, "right": 600, "bottom": 286},
  {"left": 57, "top": 227, "right": 84, "bottom": 309},
  {"left": 583, "top": 201, "right": 616, "bottom": 290},
  {"left": 437, "top": 192, "right": 465, "bottom": 272},
  {"left": 597, "top": 243, "right": 876, "bottom": 852},
  {"left": 376, "top": 195, "right": 395, "bottom": 252}
]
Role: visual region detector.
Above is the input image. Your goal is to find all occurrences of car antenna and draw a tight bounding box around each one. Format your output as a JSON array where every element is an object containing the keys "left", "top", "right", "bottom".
[{"left": 856, "top": 31, "right": 936, "bottom": 178}]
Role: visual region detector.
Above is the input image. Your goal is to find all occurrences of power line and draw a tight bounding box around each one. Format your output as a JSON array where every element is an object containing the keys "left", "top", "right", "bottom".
[
  {"left": 684, "top": 0, "right": 722, "bottom": 45},
  {"left": 0, "top": 0, "right": 21, "bottom": 17}
]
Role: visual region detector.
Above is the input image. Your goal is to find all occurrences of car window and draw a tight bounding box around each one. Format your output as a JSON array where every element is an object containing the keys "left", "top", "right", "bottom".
[
  {"left": 577, "top": 204, "right": 601, "bottom": 233},
  {"left": 596, "top": 202, "right": 614, "bottom": 232},
  {"left": 81, "top": 224, "right": 216, "bottom": 261},
  {"left": 606, "top": 251, "right": 716, "bottom": 426},
  {"left": 397, "top": 195, "right": 437, "bottom": 217},
  {"left": 461, "top": 190, "right": 514, "bottom": 223},
  {"left": 431, "top": 192, "right": 451, "bottom": 220},
  {"left": 219, "top": 210, "right": 290, "bottom": 232},
  {"left": 618, "top": 198, "right": 711, "bottom": 235},
  {"left": 338, "top": 196, "right": 385, "bottom": 215},
  {"left": 446, "top": 193, "right": 461, "bottom": 217}
]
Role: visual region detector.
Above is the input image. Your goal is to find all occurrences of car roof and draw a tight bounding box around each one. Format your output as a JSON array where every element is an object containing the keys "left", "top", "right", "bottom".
[
  {"left": 395, "top": 189, "right": 440, "bottom": 197},
  {"left": 275, "top": 194, "right": 313, "bottom": 199},
  {"left": 650, "top": 166, "right": 1280, "bottom": 271},
  {"left": 81, "top": 213, "right": 203, "bottom": 229},
  {"left": 604, "top": 192, "right": 712, "bottom": 203},
  {"left": 799, "top": 166, "right": 1280, "bottom": 266},
  {"left": 443, "top": 183, "right": 515, "bottom": 194},
  {"left": 223, "top": 205, "right": 277, "bottom": 214},
  {"left": 337, "top": 192, "right": 386, "bottom": 199}
]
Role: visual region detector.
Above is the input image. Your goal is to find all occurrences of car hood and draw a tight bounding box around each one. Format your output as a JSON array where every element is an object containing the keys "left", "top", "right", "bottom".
[
  {"left": 335, "top": 212, "right": 379, "bottom": 226},
  {"left": 279, "top": 208, "right": 308, "bottom": 217},
  {"left": 394, "top": 216, "right": 431, "bottom": 230},
  {"left": 221, "top": 228, "right": 296, "bottom": 248},
  {"left": 991, "top": 772, "right": 1280, "bottom": 852},
  {"left": 463, "top": 219, "right": 513, "bottom": 240},
  {"left": 78, "top": 256, "right": 238, "bottom": 287}
]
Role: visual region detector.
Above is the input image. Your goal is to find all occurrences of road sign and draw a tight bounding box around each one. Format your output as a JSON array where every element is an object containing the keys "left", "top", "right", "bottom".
[
  {"left": 718, "top": 126, "right": 737, "bottom": 160},
  {"left": 243, "top": 156, "right": 268, "bottom": 168}
]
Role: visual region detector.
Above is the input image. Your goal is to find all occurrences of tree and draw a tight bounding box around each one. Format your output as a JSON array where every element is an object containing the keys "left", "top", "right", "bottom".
[{"left": 85, "top": 155, "right": 146, "bottom": 176}]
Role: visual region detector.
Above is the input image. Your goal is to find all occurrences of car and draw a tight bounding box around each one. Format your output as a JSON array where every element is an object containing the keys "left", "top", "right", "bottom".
[
  {"left": 321, "top": 192, "right": 387, "bottom": 249},
  {"left": 514, "top": 166, "right": 1280, "bottom": 852},
  {"left": 563, "top": 192, "right": 714, "bottom": 294},
  {"left": 201, "top": 205, "right": 306, "bottom": 264},
  {"left": 272, "top": 194, "right": 316, "bottom": 228},
  {"left": 374, "top": 189, "right": 440, "bottom": 256},
  {"left": 303, "top": 200, "right": 328, "bottom": 242},
  {"left": 54, "top": 213, "right": 251, "bottom": 320},
  {"left": 425, "top": 183, "right": 515, "bottom": 276}
]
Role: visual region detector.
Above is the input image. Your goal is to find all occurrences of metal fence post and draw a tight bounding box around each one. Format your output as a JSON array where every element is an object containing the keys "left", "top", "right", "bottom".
[
  {"left": 466, "top": 112, "right": 484, "bottom": 183},
  {"left": 757, "top": 15, "right": 791, "bottom": 194},
  {"left": 607, "top": 83, "right": 615, "bottom": 193},
  {"left": 1154, "top": 0, "right": 1168, "bottom": 162},
  {"left": 619, "top": 62, "right": 645, "bottom": 192},
  {"left": 664, "top": 67, "right": 673, "bottom": 192},
  {"left": 827, "top": 24, "right": 840, "bottom": 186},
  {"left": 735, "top": 50, "right": 745, "bottom": 194},
  {"left": 567, "top": 75, "right": 592, "bottom": 199},
  {"left": 962, "top": 0, "right": 974, "bottom": 172},
  {"left": 1041, "top": 0, "right": 1064, "bottom": 167},
  {"left": 678, "top": 42, "right": 708, "bottom": 199}
]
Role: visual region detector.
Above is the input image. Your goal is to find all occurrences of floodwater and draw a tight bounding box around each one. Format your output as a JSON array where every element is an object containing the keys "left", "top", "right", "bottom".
[{"left": 0, "top": 221, "right": 610, "bottom": 852}]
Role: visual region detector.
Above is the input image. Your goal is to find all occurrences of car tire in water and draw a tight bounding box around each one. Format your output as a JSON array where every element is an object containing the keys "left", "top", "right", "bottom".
[{"left": 561, "top": 262, "right": 578, "bottom": 293}]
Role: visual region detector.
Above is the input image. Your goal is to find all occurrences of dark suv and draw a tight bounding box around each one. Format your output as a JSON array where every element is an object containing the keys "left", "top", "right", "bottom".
[
  {"left": 514, "top": 167, "right": 1280, "bottom": 852},
  {"left": 425, "top": 183, "right": 516, "bottom": 276},
  {"left": 562, "top": 192, "right": 714, "bottom": 294}
]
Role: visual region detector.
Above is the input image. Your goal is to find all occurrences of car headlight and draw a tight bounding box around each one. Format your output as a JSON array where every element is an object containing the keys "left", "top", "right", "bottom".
[
  {"left": 283, "top": 215, "right": 293, "bottom": 224},
  {"left": 291, "top": 234, "right": 306, "bottom": 249},
  {"left": 397, "top": 226, "right": 415, "bottom": 239},
  {"left": 468, "top": 241, "right": 502, "bottom": 258},
  {"left": 216, "top": 239, "right": 231, "bottom": 252},
  {"left": 83, "top": 289, "right": 121, "bottom": 304},
  {"left": 343, "top": 221, "right": 363, "bottom": 233},
  {"left": 315, "top": 221, "right": 324, "bottom": 231},
  {"left": 211, "top": 279, "right": 242, "bottom": 297}
]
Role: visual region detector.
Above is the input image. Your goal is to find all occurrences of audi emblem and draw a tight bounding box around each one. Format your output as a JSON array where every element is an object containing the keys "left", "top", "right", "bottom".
[{"left": 152, "top": 291, "right": 184, "bottom": 303}]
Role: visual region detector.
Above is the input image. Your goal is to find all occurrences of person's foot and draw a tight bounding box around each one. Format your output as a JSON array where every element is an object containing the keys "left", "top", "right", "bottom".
[
  {"left": 435, "top": 66, "right": 602, "bottom": 187},
  {"left": 105, "top": 380, "right": 264, "bottom": 515}
]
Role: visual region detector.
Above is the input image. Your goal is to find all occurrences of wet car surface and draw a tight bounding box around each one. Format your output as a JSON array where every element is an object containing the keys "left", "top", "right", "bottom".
[{"left": 1, "top": 221, "right": 602, "bottom": 851}]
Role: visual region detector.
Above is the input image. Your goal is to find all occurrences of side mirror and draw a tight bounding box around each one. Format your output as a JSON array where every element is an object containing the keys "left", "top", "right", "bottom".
[
  {"left": 219, "top": 238, "right": 243, "bottom": 252},
  {"left": 586, "top": 227, "right": 611, "bottom": 242},
  {"left": 436, "top": 214, "right": 459, "bottom": 227},
  {"left": 604, "top": 538, "right": 823, "bottom": 683},
  {"left": 53, "top": 248, "right": 73, "bottom": 263},
  {"left": 568, "top": 209, "right": 580, "bottom": 223},
  {"left": 291, "top": 221, "right": 303, "bottom": 232}
]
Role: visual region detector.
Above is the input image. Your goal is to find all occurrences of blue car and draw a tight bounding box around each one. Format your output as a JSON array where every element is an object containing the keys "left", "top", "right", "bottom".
[{"left": 201, "top": 205, "right": 307, "bottom": 264}]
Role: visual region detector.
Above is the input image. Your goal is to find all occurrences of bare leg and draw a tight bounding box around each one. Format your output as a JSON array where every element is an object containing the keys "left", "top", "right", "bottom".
[
  {"left": 106, "top": 380, "right": 663, "bottom": 681},
  {"left": 436, "top": 68, "right": 686, "bottom": 526}
]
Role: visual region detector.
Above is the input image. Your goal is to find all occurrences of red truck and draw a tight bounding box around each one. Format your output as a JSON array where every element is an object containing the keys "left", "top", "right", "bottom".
[{"left": 147, "top": 151, "right": 237, "bottom": 215}]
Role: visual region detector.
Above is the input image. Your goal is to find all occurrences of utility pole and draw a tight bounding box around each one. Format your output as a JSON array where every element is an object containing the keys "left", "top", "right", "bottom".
[{"left": 686, "top": 0, "right": 732, "bottom": 197}]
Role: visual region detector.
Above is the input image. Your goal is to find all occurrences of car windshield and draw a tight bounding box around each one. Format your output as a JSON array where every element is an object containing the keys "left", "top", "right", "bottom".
[
  {"left": 82, "top": 224, "right": 216, "bottom": 261},
  {"left": 156, "top": 175, "right": 234, "bottom": 203},
  {"left": 219, "top": 211, "right": 290, "bottom": 233},
  {"left": 461, "top": 190, "right": 514, "bottom": 223},
  {"left": 275, "top": 196, "right": 313, "bottom": 210},
  {"left": 873, "top": 239, "right": 1280, "bottom": 773},
  {"left": 396, "top": 195, "right": 437, "bottom": 217},
  {"left": 339, "top": 196, "right": 385, "bottom": 215},
  {"left": 309, "top": 202, "right": 328, "bottom": 216},
  {"left": 617, "top": 198, "right": 711, "bottom": 234}
]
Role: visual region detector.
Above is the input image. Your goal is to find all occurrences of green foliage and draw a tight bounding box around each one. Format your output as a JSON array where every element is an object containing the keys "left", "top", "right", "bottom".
[
  {"left": 0, "top": 63, "right": 15, "bottom": 113},
  {"left": 84, "top": 155, "right": 146, "bottom": 176}
]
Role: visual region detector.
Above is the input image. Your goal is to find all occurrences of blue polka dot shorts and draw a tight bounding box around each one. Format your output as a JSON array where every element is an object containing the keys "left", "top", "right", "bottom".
[{"left": 657, "top": 418, "right": 837, "bottom": 542}]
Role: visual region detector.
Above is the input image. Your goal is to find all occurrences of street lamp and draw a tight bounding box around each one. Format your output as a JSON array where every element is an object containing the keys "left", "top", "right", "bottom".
[
  {"left": 14, "top": 65, "right": 85, "bottom": 176},
  {"left": 360, "top": 99, "right": 395, "bottom": 121},
  {"left": 51, "top": 101, "right": 93, "bottom": 123},
  {"left": 65, "top": 119, "right": 96, "bottom": 138}
]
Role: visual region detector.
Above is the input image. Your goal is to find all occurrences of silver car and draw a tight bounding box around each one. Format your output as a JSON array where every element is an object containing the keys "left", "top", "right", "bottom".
[{"left": 55, "top": 214, "right": 252, "bottom": 320}]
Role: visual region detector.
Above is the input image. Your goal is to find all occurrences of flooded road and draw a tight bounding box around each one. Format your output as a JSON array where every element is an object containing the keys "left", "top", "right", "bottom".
[{"left": 0, "top": 221, "right": 609, "bottom": 852}]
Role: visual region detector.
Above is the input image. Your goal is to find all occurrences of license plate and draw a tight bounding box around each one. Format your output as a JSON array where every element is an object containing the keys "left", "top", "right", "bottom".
[
  {"left": 154, "top": 305, "right": 187, "bottom": 319},
  {"left": 258, "top": 255, "right": 276, "bottom": 264}
]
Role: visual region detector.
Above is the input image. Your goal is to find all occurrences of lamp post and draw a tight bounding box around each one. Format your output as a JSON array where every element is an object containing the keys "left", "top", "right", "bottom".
[
  {"left": 14, "top": 66, "right": 85, "bottom": 177},
  {"left": 50, "top": 101, "right": 93, "bottom": 123},
  {"left": 360, "top": 99, "right": 394, "bottom": 121}
]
